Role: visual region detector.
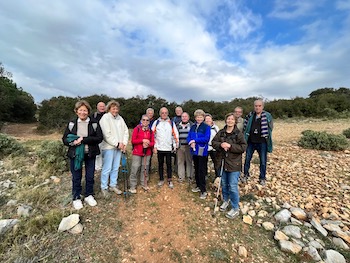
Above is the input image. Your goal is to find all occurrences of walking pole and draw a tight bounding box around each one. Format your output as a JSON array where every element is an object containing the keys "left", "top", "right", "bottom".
[
  {"left": 121, "top": 151, "right": 130, "bottom": 201},
  {"left": 143, "top": 148, "right": 149, "bottom": 191},
  {"left": 212, "top": 158, "right": 224, "bottom": 217}
]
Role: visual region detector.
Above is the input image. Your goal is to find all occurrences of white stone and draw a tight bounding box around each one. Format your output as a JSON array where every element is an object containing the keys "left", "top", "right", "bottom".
[
  {"left": 248, "top": 210, "right": 256, "bottom": 217},
  {"left": 279, "top": 240, "right": 302, "bottom": 254},
  {"left": 68, "top": 223, "right": 83, "bottom": 234},
  {"left": 58, "top": 214, "right": 80, "bottom": 232},
  {"left": 305, "top": 246, "right": 322, "bottom": 261},
  {"left": 6, "top": 199, "right": 17, "bottom": 206},
  {"left": 17, "top": 205, "right": 32, "bottom": 217},
  {"left": 308, "top": 240, "right": 324, "bottom": 250},
  {"left": 262, "top": 222, "right": 274, "bottom": 231},
  {"left": 274, "top": 230, "right": 289, "bottom": 241},
  {"left": 332, "top": 238, "right": 349, "bottom": 250},
  {"left": 282, "top": 225, "right": 302, "bottom": 239},
  {"left": 311, "top": 217, "right": 328, "bottom": 237},
  {"left": 274, "top": 209, "right": 291, "bottom": 223},
  {"left": 290, "top": 207, "right": 307, "bottom": 221},
  {"left": 0, "top": 219, "right": 19, "bottom": 235},
  {"left": 238, "top": 246, "right": 248, "bottom": 258},
  {"left": 257, "top": 210, "right": 268, "bottom": 218},
  {"left": 323, "top": 249, "right": 346, "bottom": 263}
]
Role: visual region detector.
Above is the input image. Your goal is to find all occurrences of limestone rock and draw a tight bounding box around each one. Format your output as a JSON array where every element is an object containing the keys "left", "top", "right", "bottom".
[
  {"left": 274, "top": 209, "right": 291, "bottom": 223},
  {"left": 304, "top": 246, "right": 322, "bottom": 261},
  {"left": 257, "top": 210, "right": 268, "bottom": 218},
  {"left": 308, "top": 240, "right": 324, "bottom": 250},
  {"left": 68, "top": 223, "right": 83, "bottom": 234},
  {"left": 290, "top": 207, "right": 307, "bottom": 221},
  {"left": 0, "top": 219, "right": 19, "bottom": 235},
  {"left": 238, "top": 246, "right": 248, "bottom": 258},
  {"left": 332, "top": 231, "right": 350, "bottom": 244},
  {"left": 322, "top": 249, "right": 346, "bottom": 263},
  {"left": 262, "top": 222, "right": 274, "bottom": 231},
  {"left": 6, "top": 199, "right": 17, "bottom": 206},
  {"left": 204, "top": 207, "right": 210, "bottom": 212},
  {"left": 58, "top": 214, "right": 80, "bottom": 232},
  {"left": 274, "top": 230, "right": 289, "bottom": 241},
  {"left": 248, "top": 210, "right": 256, "bottom": 217},
  {"left": 279, "top": 240, "right": 302, "bottom": 254},
  {"left": 243, "top": 215, "right": 253, "bottom": 225},
  {"left": 282, "top": 225, "right": 302, "bottom": 239},
  {"left": 17, "top": 205, "right": 33, "bottom": 217},
  {"left": 311, "top": 217, "right": 328, "bottom": 237},
  {"left": 332, "top": 237, "right": 349, "bottom": 250}
]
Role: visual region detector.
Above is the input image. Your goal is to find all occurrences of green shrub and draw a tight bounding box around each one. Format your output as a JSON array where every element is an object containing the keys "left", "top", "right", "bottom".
[
  {"left": 0, "top": 133, "right": 25, "bottom": 157},
  {"left": 36, "top": 140, "right": 68, "bottom": 173},
  {"left": 343, "top": 128, "right": 350, "bottom": 139},
  {"left": 298, "top": 130, "right": 349, "bottom": 151}
]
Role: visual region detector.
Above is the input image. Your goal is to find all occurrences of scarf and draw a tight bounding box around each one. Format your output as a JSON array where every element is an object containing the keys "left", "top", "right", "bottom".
[
  {"left": 244, "top": 111, "right": 268, "bottom": 138},
  {"left": 67, "top": 134, "right": 85, "bottom": 171}
]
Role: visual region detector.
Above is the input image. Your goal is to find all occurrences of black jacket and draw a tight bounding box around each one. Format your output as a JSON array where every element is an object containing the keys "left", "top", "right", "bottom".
[
  {"left": 212, "top": 126, "right": 247, "bottom": 173},
  {"left": 62, "top": 118, "right": 103, "bottom": 159}
]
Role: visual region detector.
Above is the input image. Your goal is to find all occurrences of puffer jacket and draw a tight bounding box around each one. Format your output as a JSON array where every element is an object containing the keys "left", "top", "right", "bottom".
[{"left": 212, "top": 126, "right": 247, "bottom": 172}]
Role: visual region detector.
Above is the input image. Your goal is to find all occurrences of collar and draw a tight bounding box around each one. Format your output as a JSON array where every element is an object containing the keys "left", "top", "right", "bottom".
[{"left": 78, "top": 117, "right": 90, "bottom": 122}]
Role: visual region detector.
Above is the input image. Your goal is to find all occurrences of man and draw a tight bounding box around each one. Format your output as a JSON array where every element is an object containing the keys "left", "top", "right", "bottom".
[
  {"left": 172, "top": 106, "right": 183, "bottom": 125},
  {"left": 152, "top": 107, "right": 179, "bottom": 188},
  {"left": 234, "top": 106, "right": 244, "bottom": 132},
  {"left": 176, "top": 112, "right": 194, "bottom": 182},
  {"left": 91, "top": 101, "right": 106, "bottom": 171},
  {"left": 146, "top": 107, "right": 156, "bottom": 128},
  {"left": 242, "top": 99, "right": 273, "bottom": 186}
]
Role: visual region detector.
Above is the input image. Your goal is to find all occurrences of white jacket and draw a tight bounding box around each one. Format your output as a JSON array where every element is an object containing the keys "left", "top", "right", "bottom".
[
  {"left": 151, "top": 118, "right": 179, "bottom": 151},
  {"left": 99, "top": 112, "right": 129, "bottom": 150}
]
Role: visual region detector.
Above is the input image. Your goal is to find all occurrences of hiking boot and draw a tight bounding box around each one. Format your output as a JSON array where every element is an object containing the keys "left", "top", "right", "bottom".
[
  {"left": 259, "top": 179, "right": 266, "bottom": 186},
  {"left": 220, "top": 200, "right": 230, "bottom": 212},
  {"left": 73, "top": 199, "right": 83, "bottom": 210},
  {"left": 226, "top": 208, "right": 239, "bottom": 219},
  {"left": 158, "top": 180, "right": 164, "bottom": 187},
  {"left": 191, "top": 187, "right": 200, "bottom": 193},
  {"left": 240, "top": 174, "right": 249, "bottom": 183},
  {"left": 168, "top": 181, "right": 174, "bottom": 189},
  {"left": 199, "top": 192, "right": 207, "bottom": 199},
  {"left": 101, "top": 189, "right": 110, "bottom": 199},
  {"left": 129, "top": 188, "right": 137, "bottom": 194},
  {"left": 110, "top": 187, "right": 122, "bottom": 195},
  {"left": 84, "top": 195, "right": 97, "bottom": 207}
]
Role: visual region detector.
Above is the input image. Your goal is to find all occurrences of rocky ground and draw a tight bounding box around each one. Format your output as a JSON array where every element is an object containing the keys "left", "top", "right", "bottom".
[{"left": 0, "top": 119, "right": 349, "bottom": 262}]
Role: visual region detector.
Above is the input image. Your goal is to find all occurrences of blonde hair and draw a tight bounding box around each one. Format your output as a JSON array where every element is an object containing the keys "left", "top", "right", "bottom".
[
  {"left": 74, "top": 100, "right": 92, "bottom": 114},
  {"left": 106, "top": 100, "right": 120, "bottom": 112},
  {"left": 194, "top": 109, "right": 205, "bottom": 118}
]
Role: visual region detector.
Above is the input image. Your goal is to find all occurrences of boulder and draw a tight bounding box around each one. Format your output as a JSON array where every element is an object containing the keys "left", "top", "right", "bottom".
[{"left": 58, "top": 214, "right": 80, "bottom": 232}]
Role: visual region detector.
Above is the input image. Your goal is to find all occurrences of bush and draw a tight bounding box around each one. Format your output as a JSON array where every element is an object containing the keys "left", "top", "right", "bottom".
[
  {"left": 343, "top": 128, "right": 350, "bottom": 139},
  {"left": 36, "top": 140, "right": 68, "bottom": 173},
  {"left": 0, "top": 133, "right": 25, "bottom": 157},
  {"left": 298, "top": 130, "right": 349, "bottom": 151}
]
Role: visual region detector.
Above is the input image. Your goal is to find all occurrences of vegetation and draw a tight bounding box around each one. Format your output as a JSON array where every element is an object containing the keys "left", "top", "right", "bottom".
[
  {"left": 36, "top": 140, "right": 68, "bottom": 174},
  {"left": 298, "top": 130, "right": 349, "bottom": 151},
  {"left": 0, "top": 133, "right": 25, "bottom": 157},
  {"left": 342, "top": 128, "right": 350, "bottom": 139}
]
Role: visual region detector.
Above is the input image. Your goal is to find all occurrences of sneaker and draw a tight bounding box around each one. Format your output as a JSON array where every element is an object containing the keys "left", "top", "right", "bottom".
[
  {"left": 142, "top": 186, "right": 150, "bottom": 191},
  {"left": 240, "top": 174, "right": 249, "bottom": 183},
  {"left": 199, "top": 192, "right": 207, "bottom": 199},
  {"left": 168, "top": 181, "right": 174, "bottom": 189},
  {"left": 220, "top": 200, "right": 230, "bottom": 212},
  {"left": 101, "top": 189, "right": 110, "bottom": 199},
  {"left": 178, "top": 178, "right": 184, "bottom": 183},
  {"left": 226, "top": 208, "right": 239, "bottom": 219},
  {"left": 110, "top": 187, "right": 122, "bottom": 195},
  {"left": 129, "top": 188, "right": 137, "bottom": 194},
  {"left": 191, "top": 187, "right": 200, "bottom": 193},
  {"left": 84, "top": 195, "right": 97, "bottom": 207},
  {"left": 73, "top": 199, "right": 83, "bottom": 210},
  {"left": 157, "top": 180, "right": 164, "bottom": 187},
  {"left": 259, "top": 179, "right": 266, "bottom": 186}
]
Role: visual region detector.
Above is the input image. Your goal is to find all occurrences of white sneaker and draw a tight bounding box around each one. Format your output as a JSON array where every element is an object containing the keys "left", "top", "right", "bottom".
[
  {"left": 129, "top": 188, "right": 137, "bottom": 194},
  {"left": 220, "top": 200, "right": 230, "bottom": 212},
  {"left": 73, "top": 199, "right": 83, "bottom": 210},
  {"left": 110, "top": 187, "right": 122, "bottom": 195},
  {"left": 84, "top": 195, "right": 97, "bottom": 207}
]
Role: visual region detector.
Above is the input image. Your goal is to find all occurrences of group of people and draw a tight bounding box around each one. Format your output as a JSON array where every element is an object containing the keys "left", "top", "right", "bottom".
[{"left": 62, "top": 99, "right": 273, "bottom": 219}]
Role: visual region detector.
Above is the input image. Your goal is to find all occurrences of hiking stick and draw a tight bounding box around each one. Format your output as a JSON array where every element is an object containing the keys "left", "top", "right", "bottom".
[{"left": 212, "top": 158, "right": 224, "bottom": 217}]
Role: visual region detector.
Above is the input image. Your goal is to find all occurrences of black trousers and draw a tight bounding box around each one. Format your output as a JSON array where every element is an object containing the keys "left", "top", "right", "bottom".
[
  {"left": 157, "top": 151, "right": 172, "bottom": 181},
  {"left": 192, "top": 155, "right": 207, "bottom": 193}
]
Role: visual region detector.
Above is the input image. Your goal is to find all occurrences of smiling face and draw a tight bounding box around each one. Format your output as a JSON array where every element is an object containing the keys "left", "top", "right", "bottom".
[
  {"left": 195, "top": 115, "right": 204, "bottom": 124},
  {"left": 97, "top": 102, "right": 106, "bottom": 113},
  {"left": 109, "top": 105, "right": 119, "bottom": 116},
  {"left": 205, "top": 115, "right": 213, "bottom": 126},
  {"left": 76, "top": 105, "right": 89, "bottom": 121},
  {"left": 225, "top": 114, "right": 236, "bottom": 128}
]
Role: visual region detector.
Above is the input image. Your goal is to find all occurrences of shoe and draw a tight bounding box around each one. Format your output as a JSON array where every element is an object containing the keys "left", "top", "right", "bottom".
[
  {"left": 101, "top": 189, "right": 110, "bottom": 199},
  {"left": 84, "top": 195, "right": 97, "bottom": 207},
  {"left": 220, "top": 200, "right": 230, "bottom": 212},
  {"left": 73, "top": 199, "right": 83, "bottom": 210},
  {"left": 157, "top": 180, "right": 164, "bottom": 187},
  {"left": 129, "top": 188, "right": 137, "bottom": 194},
  {"left": 226, "top": 209, "right": 239, "bottom": 219},
  {"left": 168, "top": 181, "right": 174, "bottom": 189},
  {"left": 110, "top": 187, "right": 122, "bottom": 195},
  {"left": 240, "top": 174, "right": 249, "bottom": 183},
  {"left": 259, "top": 179, "right": 266, "bottom": 186},
  {"left": 142, "top": 186, "right": 150, "bottom": 191},
  {"left": 191, "top": 187, "right": 200, "bottom": 193},
  {"left": 178, "top": 178, "right": 184, "bottom": 183},
  {"left": 199, "top": 192, "right": 207, "bottom": 199}
]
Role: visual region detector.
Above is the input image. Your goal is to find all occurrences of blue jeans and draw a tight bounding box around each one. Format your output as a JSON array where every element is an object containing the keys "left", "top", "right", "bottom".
[
  {"left": 70, "top": 154, "right": 95, "bottom": 200},
  {"left": 101, "top": 149, "right": 122, "bottom": 190},
  {"left": 221, "top": 171, "right": 240, "bottom": 210},
  {"left": 243, "top": 142, "right": 267, "bottom": 180}
]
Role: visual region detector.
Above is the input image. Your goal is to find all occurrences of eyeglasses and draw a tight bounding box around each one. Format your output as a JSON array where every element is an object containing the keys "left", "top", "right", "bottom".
[
  {"left": 142, "top": 119, "right": 150, "bottom": 121},
  {"left": 160, "top": 112, "right": 167, "bottom": 114}
]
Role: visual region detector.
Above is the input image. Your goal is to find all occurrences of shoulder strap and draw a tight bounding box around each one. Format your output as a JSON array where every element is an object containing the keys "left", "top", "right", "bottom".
[
  {"left": 92, "top": 123, "right": 98, "bottom": 132},
  {"left": 68, "top": 121, "right": 75, "bottom": 132},
  {"left": 94, "top": 112, "right": 98, "bottom": 119}
]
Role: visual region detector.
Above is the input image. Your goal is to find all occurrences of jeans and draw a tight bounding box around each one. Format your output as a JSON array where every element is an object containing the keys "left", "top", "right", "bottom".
[
  {"left": 177, "top": 145, "right": 194, "bottom": 180},
  {"left": 221, "top": 171, "right": 240, "bottom": 210},
  {"left": 129, "top": 155, "right": 150, "bottom": 189},
  {"left": 70, "top": 154, "right": 95, "bottom": 200},
  {"left": 157, "top": 151, "right": 172, "bottom": 181},
  {"left": 101, "top": 148, "right": 122, "bottom": 190},
  {"left": 193, "top": 155, "right": 207, "bottom": 193},
  {"left": 243, "top": 141, "right": 267, "bottom": 180}
]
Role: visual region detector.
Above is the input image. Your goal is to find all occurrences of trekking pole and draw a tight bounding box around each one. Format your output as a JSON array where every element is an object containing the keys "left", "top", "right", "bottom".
[
  {"left": 143, "top": 148, "right": 148, "bottom": 191},
  {"left": 212, "top": 158, "right": 224, "bottom": 217},
  {"left": 121, "top": 151, "right": 130, "bottom": 201}
]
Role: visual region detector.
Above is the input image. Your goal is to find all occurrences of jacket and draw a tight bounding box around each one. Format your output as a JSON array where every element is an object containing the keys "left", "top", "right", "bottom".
[
  {"left": 212, "top": 126, "right": 247, "bottom": 172},
  {"left": 131, "top": 124, "right": 155, "bottom": 156},
  {"left": 62, "top": 117, "right": 103, "bottom": 159},
  {"left": 151, "top": 118, "right": 179, "bottom": 151},
  {"left": 99, "top": 112, "right": 129, "bottom": 150},
  {"left": 187, "top": 122, "right": 211, "bottom": 156}
]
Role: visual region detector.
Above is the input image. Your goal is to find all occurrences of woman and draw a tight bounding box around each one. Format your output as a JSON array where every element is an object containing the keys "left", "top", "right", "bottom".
[
  {"left": 212, "top": 113, "right": 247, "bottom": 219},
  {"left": 187, "top": 109, "right": 211, "bottom": 199},
  {"left": 99, "top": 100, "right": 129, "bottom": 197},
  {"left": 62, "top": 100, "right": 103, "bottom": 210},
  {"left": 129, "top": 114, "right": 155, "bottom": 193},
  {"left": 205, "top": 113, "right": 220, "bottom": 178}
]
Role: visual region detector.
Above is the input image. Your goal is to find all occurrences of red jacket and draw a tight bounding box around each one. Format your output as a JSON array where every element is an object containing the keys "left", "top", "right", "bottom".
[{"left": 131, "top": 124, "right": 155, "bottom": 156}]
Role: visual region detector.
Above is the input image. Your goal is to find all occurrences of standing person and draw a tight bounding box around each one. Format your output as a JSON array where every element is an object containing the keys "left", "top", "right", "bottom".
[
  {"left": 129, "top": 115, "right": 155, "bottom": 193},
  {"left": 62, "top": 100, "right": 103, "bottom": 210},
  {"left": 99, "top": 100, "right": 129, "bottom": 197},
  {"left": 152, "top": 107, "right": 179, "bottom": 188},
  {"left": 234, "top": 106, "right": 244, "bottom": 132},
  {"left": 91, "top": 101, "right": 106, "bottom": 171},
  {"left": 187, "top": 109, "right": 211, "bottom": 199},
  {"left": 242, "top": 99, "right": 273, "bottom": 186},
  {"left": 212, "top": 113, "right": 247, "bottom": 219},
  {"left": 205, "top": 113, "right": 220, "bottom": 178},
  {"left": 176, "top": 112, "right": 194, "bottom": 183}
]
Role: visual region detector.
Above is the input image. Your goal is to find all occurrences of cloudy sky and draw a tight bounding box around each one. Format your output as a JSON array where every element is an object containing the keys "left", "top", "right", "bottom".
[{"left": 1, "top": 0, "right": 349, "bottom": 104}]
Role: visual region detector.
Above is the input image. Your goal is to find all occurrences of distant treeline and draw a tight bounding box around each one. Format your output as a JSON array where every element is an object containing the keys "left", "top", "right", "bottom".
[{"left": 1, "top": 63, "right": 350, "bottom": 130}]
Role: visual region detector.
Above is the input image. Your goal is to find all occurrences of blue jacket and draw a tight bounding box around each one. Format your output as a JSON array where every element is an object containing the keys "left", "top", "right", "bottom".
[{"left": 187, "top": 122, "right": 211, "bottom": 156}]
